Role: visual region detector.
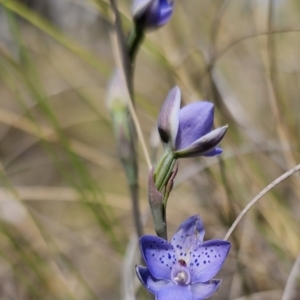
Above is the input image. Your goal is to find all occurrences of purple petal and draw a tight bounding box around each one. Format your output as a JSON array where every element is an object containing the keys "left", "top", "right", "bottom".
[
  {"left": 174, "top": 126, "right": 227, "bottom": 158},
  {"left": 203, "top": 147, "right": 223, "bottom": 157},
  {"left": 140, "top": 235, "right": 175, "bottom": 280},
  {"left": 175, "top": 102, "right": 214, "bottom": 150},
  {"left": 147, "top": 0, "right": 174, "bottom": 27},
  {"left": 191, "top": 279, "right": 222, "bottom": 300},
  {"left": 136, "top": 266, "right": 169, "bottom": 294},
  {"left": 158, "top": 86, "right": 181, "bottom": 148},
  {"left": 190, "top": 240, "right": 231, "bottom": 283},
  {"left": 132, "top": 0, "right": 174, "bottom": 29},
  {"left": 156, "top": 283, "right": 193, "bottom": 300},
  {"left": 171, "top": 215, "right": 205, "bottom": 260}
]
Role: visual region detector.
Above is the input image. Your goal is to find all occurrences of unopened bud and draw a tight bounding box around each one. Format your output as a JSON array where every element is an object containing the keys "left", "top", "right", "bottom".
[{"left": 132, "top": 0, "right": 174, "bottom": 30}]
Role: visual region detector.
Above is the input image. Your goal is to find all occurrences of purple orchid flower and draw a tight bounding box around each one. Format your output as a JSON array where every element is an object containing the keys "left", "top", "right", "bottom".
[
  {"left": 132, "top": 0, "right": 174, "bottom": 30},
  {"left": 158, "top": 86, "right": 227, "bottom": 158},
  {"left": 136, "top": 215, "right": 231, "bottom": 300}
]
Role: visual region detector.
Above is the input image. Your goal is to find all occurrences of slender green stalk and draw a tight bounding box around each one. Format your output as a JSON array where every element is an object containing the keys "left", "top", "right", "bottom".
[
  {"left": 153, "top": 151, "right": 176, "bottom": 192},
  {"left": 109, "top": 0, "right": 146, "bottom": 238},
  {"left": 127, "top": 25, "right": 145, "bottom": 63}
]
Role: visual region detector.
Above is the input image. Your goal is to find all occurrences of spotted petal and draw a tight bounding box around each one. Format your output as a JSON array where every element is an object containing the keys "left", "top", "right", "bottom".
[
  {"left": 171, "top": 215, "right": 205, "bottom": 260},
  {"left": 174, "top": 126, "right": 227, "bottom": 158},
  {"left": 189, "top": 240, "right": 231, "bottom": 283},
  {"left": 175, "top": 102, "right": 214, "bottom": 150},
  {"left": 156, "top": 283, "right": 192, "bottom": 300},
  {"left": 158, "top": 86, "right": 181, "bottom": 149},
  {"left": 136, "top": 266, "right": 169, "bottom": 294},
  {"left": 140, "top": 235, "right": 175, "bottom": 280},
  {"left": 191, "top": 279, "right": 222, "bottom": 300}
]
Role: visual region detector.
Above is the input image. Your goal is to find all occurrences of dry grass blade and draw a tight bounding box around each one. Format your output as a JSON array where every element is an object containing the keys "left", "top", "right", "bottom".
[
  {"left": 224, "top": 164, "right": 300, "bottom": 241},
  {"left": 282, "top": 254, "right": 300, "bottom": 300}
]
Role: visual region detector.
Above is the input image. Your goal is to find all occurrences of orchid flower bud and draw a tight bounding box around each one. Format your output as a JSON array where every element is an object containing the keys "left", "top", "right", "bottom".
[
  {"left": 158, "top": 86, "right": 227, "bottom": 158},
  {"left": 132, "top": 0, "right": 174, "bottom": 30},
  {"left": 153, "top": 86, "right": 227, "bottom": 192}
]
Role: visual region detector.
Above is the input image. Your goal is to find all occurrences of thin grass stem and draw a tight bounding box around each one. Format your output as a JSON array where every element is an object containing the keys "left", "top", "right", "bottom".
[
  {"left": 109, "top": 16, "right": 151, "bottom": 170},
  {"left": 224, "top": 164, "right": 300, "bottom": 241},
  {"left": 282, "top": 254, "right": 300, "bottom": 300}
]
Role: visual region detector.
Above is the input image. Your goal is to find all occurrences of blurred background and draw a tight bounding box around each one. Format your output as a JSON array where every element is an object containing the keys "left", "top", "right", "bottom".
[{"left": 0, "top": 0, "right": 300, "bottom": 299}]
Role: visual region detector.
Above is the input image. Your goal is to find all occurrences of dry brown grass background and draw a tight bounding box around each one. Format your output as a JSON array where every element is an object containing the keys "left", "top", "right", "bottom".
[{"left": 0, "top": 0, "right": 299, "bottom": 299}]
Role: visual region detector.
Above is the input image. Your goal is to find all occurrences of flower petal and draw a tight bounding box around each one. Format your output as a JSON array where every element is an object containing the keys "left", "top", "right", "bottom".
[
  {"left": 171, "top": 215, "right": 205, "bottom": 261},
  {"left": 132, "top": 0, "right": 174, "bottom": 29},
  {"left": 203, "top": 147, "right": 222, "bottom": 157},
  {"left": 158, "top": 86, "right": 181, "bottom": 148},
  {"left": 190, "top": 240, "right": 231, "bottom": 283},
  {"left": 174, "top": 126, "right": 227, "bottom": 158},
  {"left": 175, "top": 102, "right": 214, "bottom": 150},
  {"left": 156, "top": 283, "right": 192, "bottom": 300},
  {"left": 147, "top": 0, "right": 174, "bottom": 28},
  {"left": 136, "top": 266, "right": 169, "bottom": 294},
  {"left": 140, "top": 235, "right": 175, "bottom": 280},
  {"left": 191, "top": 279, "right": 222, "bottom": 300}
]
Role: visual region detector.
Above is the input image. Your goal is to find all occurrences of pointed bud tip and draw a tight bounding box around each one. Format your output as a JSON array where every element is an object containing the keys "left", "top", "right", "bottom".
[
  {"left": 212, "top": 125, "right": 228, "bottom": 141},
  {"left": 170, "top": 86, "right": 181, "bottom": 99},
  {"left": 132, "top": 0, "right": 153, "bottom": 19},
  {"left": 219, "top": 125, "right": 228, "bottom": 136},
  {"left": 212, "top": 125, "right": 228, "bottom": 136},
  {"left": 162, "top": 86, "right": 181, "bottom": 107},
  {"left": 157, "top": 86, "right": 181, "bottom": 146}
]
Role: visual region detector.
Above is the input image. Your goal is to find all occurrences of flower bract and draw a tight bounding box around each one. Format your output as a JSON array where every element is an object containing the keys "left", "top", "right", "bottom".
[
  {"left": 136, "top": 215, "right": 231, "bottom": 300},
  {"left": 157, "top": 86, "right": 227, "bottom": 158},
  {"left": 132, "top": 0, "right": 174, "bottom": 30}
]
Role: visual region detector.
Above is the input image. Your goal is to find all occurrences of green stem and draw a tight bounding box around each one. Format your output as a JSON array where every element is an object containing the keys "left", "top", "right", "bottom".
[
  {"left": 127, "top": 25, "right": 145, "bottom": 64},
  {"left": 154, "top": 151, "right": 176, "bottom": 192},
  {"left": 130, "top": 183, "right": 144, "bottom": 237},
  {"left": 148, "top": 168, "right": 167, "bottom": 240}
]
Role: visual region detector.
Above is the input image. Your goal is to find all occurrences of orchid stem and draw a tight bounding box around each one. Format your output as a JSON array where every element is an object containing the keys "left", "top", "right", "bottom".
[
  {"left": 109, "top": 0, "right": 145, "bottom": 239},
  {"left": 130, "top": 184, "right": 144, "bottom": 237},
  {"left": 148, "top": 168, "right": 168, "bottom": 240},
  {"left": 154, "top": 151, "right": 176, "bottom": 192},
  {"left": 127, "top": 25, "right": 145, "bottom": 63}
]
